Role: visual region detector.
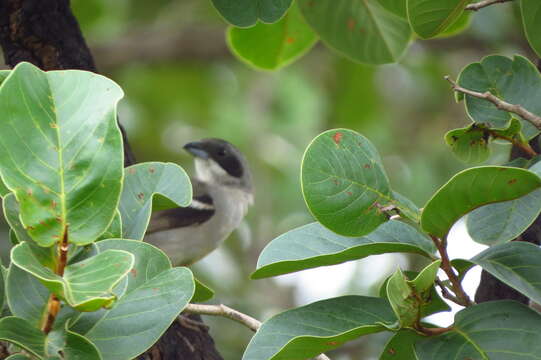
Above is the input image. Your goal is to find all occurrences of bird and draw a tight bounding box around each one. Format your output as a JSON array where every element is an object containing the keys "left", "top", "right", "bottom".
[{"left": 144, "top": 138, "right": 254, "bottom": 266}]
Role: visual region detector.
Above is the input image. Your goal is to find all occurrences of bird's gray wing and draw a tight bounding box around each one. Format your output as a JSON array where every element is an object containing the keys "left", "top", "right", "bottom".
[{"left": 146, "top": 178, "right": 215, "bottom": 234}]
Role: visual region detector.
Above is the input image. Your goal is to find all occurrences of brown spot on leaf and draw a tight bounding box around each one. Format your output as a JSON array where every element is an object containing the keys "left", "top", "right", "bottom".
[
  {"left": 359, "top": 27, "right": 366, "bottom": 34},
  {"left": 364, "top": 163, "right": 371, "bottom": 169},
  {"left": 128, "top": 168, "right": 136, "bottom": 175},
  {"left": 27, "top": 225, "right": 35, "bottom": 231},
  {"left": 388, "top": 348, "right": 396, "bottom": 355},
  {"left": 149, "top": 167, "right": 155, "bottom": 173},
  {"left": 137, "top": 192, "right": 145, "bottom": 200},
  {"left": 326, "top": 341, "right": 340, "bottom": 346},
  {"left": 333, "top": 132, "right": 343, "bottom": 145},
  {"left": 26, "top": 188, "right": 33, "bottom": 196},
  {"left": 55, "top": 216, "right": 62, "bottom": 223},
  {"left": 347, "top": 18, "right": 355, "bottom": 31},
  {"left": 499, "top": 168, "right": 507, "bottom": 171},
  {"left": 51, "top": 200, "right": 57, "bottom": 209},
  {"left": 49, "top": 123, "right": 58, "bottom": 129},
  {"left": 346, "top": 191, "right": 353, "bottom": 196},
  {"left": 508, "top": 178, "right": 517, "bottom": 185},
  {"left": 152, "top": 287, "right": 160, "bottom": 292},
  {"left": 130, "top": 268, "right": 137, "bottom": 277},
  {"left": 286, "top": 37, "right": 295, "bottom": 44},
  {"left": 333, "top": 178, "right": 340, "bottom": 185}
]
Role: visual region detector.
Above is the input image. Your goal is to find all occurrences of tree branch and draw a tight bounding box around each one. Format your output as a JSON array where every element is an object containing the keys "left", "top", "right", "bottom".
[
  {"left": 185, "top": 304, "right": 332, "bottom": 360},
  {"left": 445, "top": 76, "right": 541, "bottom": 130},
  {"left": 465, "top": 0, "right": 513, "bottom": 11},
  {"left": 431, "top": 236, "right": 473, "bottom": 307}
]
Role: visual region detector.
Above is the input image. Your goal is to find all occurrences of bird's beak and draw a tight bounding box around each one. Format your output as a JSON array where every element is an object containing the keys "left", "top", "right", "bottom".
[{"left": 183, "top": 141, "right": 210, "bottom": 159}]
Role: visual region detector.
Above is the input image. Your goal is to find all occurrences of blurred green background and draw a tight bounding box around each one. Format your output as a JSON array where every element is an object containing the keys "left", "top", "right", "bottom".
[{"left": 0, "top": 1, "right": 535, "bottom": 358}]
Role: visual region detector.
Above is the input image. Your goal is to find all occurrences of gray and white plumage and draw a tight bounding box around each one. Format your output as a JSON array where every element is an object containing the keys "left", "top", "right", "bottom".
[{"left": 144, "top": 138, "right": 253, "bottom": 266}]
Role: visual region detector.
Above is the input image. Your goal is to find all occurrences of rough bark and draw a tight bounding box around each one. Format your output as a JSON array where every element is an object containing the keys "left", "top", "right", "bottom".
[{"left": 0, "top": 0, "right": 223, "bottom": 359}]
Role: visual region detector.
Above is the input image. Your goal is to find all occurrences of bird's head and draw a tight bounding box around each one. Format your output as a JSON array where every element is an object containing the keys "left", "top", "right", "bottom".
[{"left": 183, "top": 138, "right": 253, "bottom": 192}]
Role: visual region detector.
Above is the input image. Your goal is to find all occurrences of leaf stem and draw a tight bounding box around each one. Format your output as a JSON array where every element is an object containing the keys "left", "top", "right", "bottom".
[
  {"left": 41, "top": 225, "right": 69, "bottom": 333},
  {"left": 465, "top": 0, "right": 513, "bottom": 11},
  {"left": 184, "top": 303, "right": 332, "bottom": 360},
  {"left": 431, "top": 235, "right": 473, "bottom": 307},
  {"left": 445, "top": 76, "right": 541, "bottom": 130},
  {"left": 415, "top": 323, "right": 453, "bottom": 336}
]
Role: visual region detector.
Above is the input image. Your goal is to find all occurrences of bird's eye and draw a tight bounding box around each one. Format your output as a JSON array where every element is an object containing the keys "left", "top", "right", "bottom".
[{"left": 217, "top": 148, "right": 227, "bottom": 156}]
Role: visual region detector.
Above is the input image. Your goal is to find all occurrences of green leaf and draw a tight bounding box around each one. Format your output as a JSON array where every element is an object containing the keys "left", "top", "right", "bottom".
[
  {"left": 298, "top": 0, "right": 411, "bottom": 65},
  {"left": 6, "top": 263, "right": 49, "bottom": 326},
  {"left": 521, "top": 0, "right": 541, "bottom": 58},
  {"left": 386, "top": 269, "right": 417, "bottom": 327},
  {"left": 378, "top": 0, "right": 407, "bottom": 18},
  {"left": 5, "top": 355, "right": 33, "bottom": 360},
  {"left": 97, "top": 211, "right": 122, "bottom": 241},
  {"left": 0, "top": 180, "right": 8, "bottom": 197},
  {"left": 450, "top": 258, "right": 475, "bottom": 282},
  {"left": 210, "top": 0, "right": 292, "bottom": 27},
  {"left": 391, "top": 191, "right": 421, "bottom": 223},
  {"left": 227, "top": 3, "right": 317, "bottom": 70},
  {"left": 120, "top": 162, "right": 191, "bottom": 241},
  {"left": 437, "top": 10, "right": 472, "bottom": 37},
  {"left": 379, "top": 270, "right": 450, "bottom": 318},
  {"left": 421, "top": 166, "right": 541, "bottom": 238},
  {"left": 301, "top": 129, "right": 393, "bottom": 237},
  {"left": 0, "top": 62, "right": 124, "bottom": 246},
  {"left": 415, "top": 300, "right": 541, "bottom": 359},
  {"left": 12, "top": 242, "right": 134, "bottom": 311},
  {"left": 466, "top": 159, "right": 541, "bottom": 245},
  {"left": 0, "top": 259, "right": 4, "bottom": 314},
  {"left": 445, "top": 119, "right": 521, "bottom": 164},
  {"left": 411, "top": 260, "right": 441, "bottom": 293},
  {"left": 242, "top": 296, "right": 396, "bottom": 360},
  {"left": 47, "top": 328, "right": 102, "bottom": 360},
  {"left": 252, "top": 220, "right": 436, "bottom": 279},
  {"left": 0, "top": 317, "right": 46, "bottom": 358},
  {"left": 407, "top": 0, "right": 469, "bottom": 39},
  {"left": 471, "top": 242, "right": 541, "bottom": 304},
  {"left": 193, "top": 279, "right": 215, "bottom": 303},
  {"left": 457, "top": 55, "right": 541, "bottom": 140},
  {"left": 381, "top": 328, "right": 425, "bottom": 360},
  {"left": 0, "top": 70, "right": 10, "bottom": 84},
  {"left": 75, "top": 240, "right": 195, "bottom": 360}
]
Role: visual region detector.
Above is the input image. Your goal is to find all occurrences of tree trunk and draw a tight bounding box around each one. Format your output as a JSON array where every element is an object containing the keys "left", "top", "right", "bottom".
[{"left": 0, "top": 1, "right": 223, "bottom": 359}]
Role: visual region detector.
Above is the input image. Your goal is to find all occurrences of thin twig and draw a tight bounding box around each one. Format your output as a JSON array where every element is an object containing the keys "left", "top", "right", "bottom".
[
  {"left": 184, "top": 304, "right": 332, "bottom": 360},
  {"left": 445, "top": 76, "right": 541, "bottom": 130},
  {"left": 41, "top": 225, "right": 69, "bottom": 333},
  {"left": 431, "top": 236, "right": 473, "bottom": 307},
  {"left": 466, "top": 0, "right": 513, "bottom": 11},
  {"left": 487, "top": 131, "right": 538, "bottom": 158},
  {"left": 435, "top": 278, "right": 462, "bottom": 304}
]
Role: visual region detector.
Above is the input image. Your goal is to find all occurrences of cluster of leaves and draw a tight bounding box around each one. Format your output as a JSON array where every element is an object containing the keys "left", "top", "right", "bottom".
[
  {"left": 0, "top": 63, "right": 208, "bottom": 360},
  {"left": 208, "top": 0, "right": 541, "bottom": 69},
  {"left": 240, "top": 57, "right": 541, "bottom": 359}
]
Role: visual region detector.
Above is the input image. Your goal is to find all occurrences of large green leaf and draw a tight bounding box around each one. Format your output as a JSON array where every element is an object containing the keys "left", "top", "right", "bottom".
[
  {"left": 466, "top": 161, "right": 541, "bottom": 245},
  {"left": 252, "top": 220, "right": 436, "bottom": 279},
  {"left": 457, "top": 55, "right": 541, "bottom": 140},
  {"left": 242, "top": 296, "right": 396, "bottom": 360},
  {"left": 471, "top": 242, "right": 541, "bottom": 304},
  {"left": 298, "top": 0, "right": 411, "bottom": 65},
  {"left": 0, "top": 317, "right": 46, "bottom": 358},
  {"left": 301, "top": 129, "right": 393, "bottom": 236},
  {"left": 421, "top": 166, "right": 541, "bottom": 238},
  {"left": 5, "top": 264, "right": 49, "bottom": 327},
  {"left": 119, "top": 162, "right": 191, "bottom": 241},
  {"left": 0, "top": 62, "right": 124, "bottom": 246},
  {"left": 415, "top": 301, "right": 541, "bottom": 359},
  {"left": 211, "top": 0, "right": 292, "bottom": 27},
  {"left": 12, "top": 242, "right": 134, "bottom": 312},
  {"left": 521, "top": 0, "right": 541, "bottom": 58},
  {"left": 227, "top": 3, "right": 317, "bottom": 70},
  {"left": 407, "top": 0, "right": 469, "bottom": 39},
  {"left": 378, "top": 0, "right": 407, "bottom": 18},
  {"left": 445, "top": 118, "right": 521, "bottom": 164},
  {"left": 78, "top": 240, "right": 194, "bottom": 360}
]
